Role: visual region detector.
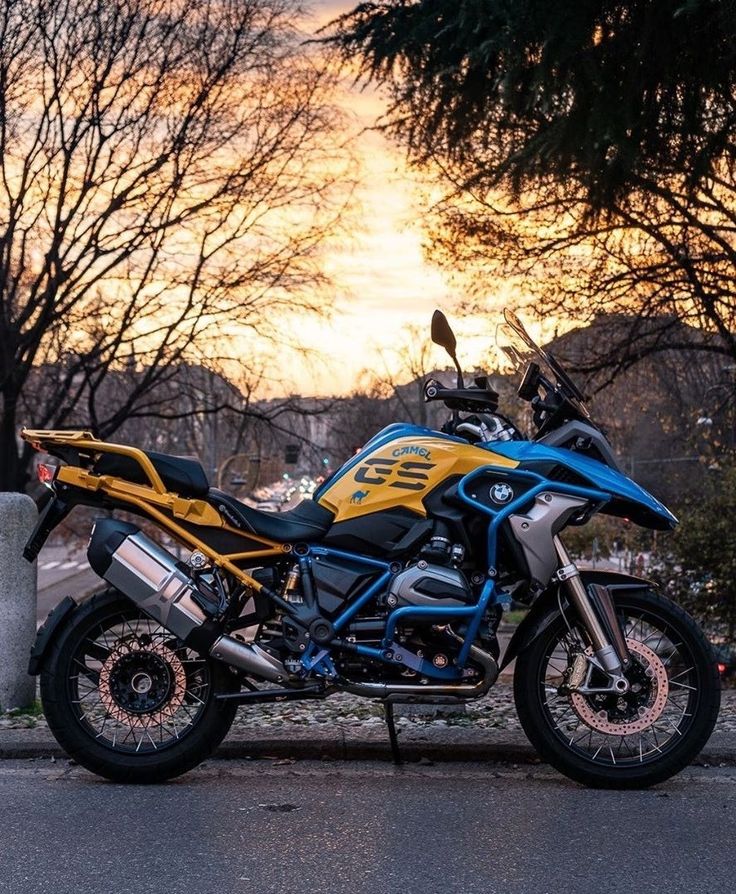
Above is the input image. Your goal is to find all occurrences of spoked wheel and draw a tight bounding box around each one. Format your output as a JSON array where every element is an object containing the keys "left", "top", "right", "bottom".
[
  {"left": 514, "top": 588, "right": 721, "bottom": 788},
  {"left": 41, "top": 589, "right": 238, "bottom": 783}
]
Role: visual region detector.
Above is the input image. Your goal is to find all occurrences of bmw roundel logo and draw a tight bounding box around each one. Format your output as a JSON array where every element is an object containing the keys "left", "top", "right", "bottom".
[{"left": 490, "top": 482, "right": 514, "bottom": 504}]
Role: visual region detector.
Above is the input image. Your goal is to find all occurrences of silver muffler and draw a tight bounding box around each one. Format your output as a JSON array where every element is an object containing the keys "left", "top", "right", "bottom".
[{"left": 87, "top": 519, "right": 287, "bottom": 683}]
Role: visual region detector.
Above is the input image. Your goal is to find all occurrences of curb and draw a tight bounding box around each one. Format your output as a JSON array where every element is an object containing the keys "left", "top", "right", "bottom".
[
  {"left": 3, "top": 727, "right": 736, "bottom": 767},
  {"left": 218, "top": 729, "right": 541, "bottom": 764}
]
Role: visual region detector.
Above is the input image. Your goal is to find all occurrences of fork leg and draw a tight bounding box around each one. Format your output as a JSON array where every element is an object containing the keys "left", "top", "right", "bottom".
[{"left": 554, "top": 536, "right": 625, "bottom": 679}]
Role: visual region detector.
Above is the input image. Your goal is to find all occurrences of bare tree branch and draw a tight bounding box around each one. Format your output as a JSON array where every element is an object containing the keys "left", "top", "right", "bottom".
[{"left": 0, "top": 0, "right": 352, "bottom": 490}]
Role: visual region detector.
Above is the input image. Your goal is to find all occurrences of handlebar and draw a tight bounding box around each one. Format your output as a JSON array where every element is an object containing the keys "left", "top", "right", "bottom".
[{"left": 424, "top": 376, "right": 500, "bottom": 413}]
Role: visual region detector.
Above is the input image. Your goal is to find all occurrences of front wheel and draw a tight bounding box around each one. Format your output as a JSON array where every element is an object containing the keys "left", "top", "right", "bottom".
[
  {"left": 40, "top": 589, "right": 239, "bottom": 783},
  {"left": 514, "top": 587, "right": 720, "bottom": 788}
]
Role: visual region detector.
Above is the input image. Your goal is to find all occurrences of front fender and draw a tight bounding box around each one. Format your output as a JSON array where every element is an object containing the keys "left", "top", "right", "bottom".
[{"left": 499, "top": 570, "right": 652, "bottom": 671}]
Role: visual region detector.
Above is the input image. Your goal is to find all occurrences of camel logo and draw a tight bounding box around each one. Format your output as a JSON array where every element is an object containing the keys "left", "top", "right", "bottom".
[
  {"left": 391, "top": 445, "right": 432, "bottom": 460},
  {"left": 490, "top": 482, "right": 514, "bottom": 504},
  {"left": 350, "top": 489, "right": 370, "bottom": 504}
]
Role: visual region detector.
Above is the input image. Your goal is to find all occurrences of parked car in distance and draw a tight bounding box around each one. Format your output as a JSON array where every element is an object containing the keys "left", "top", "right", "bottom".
[{"left": 712, "top": 642, "right": 736, "bottom": 681}]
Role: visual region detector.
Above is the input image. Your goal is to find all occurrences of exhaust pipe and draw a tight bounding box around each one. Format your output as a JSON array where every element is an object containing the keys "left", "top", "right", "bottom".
[
  {"left": 339, "top": 640, "right": 499, "bottom": 699},
  {"left": 87, "top": 519, "right": 287, "bottom": 683}
]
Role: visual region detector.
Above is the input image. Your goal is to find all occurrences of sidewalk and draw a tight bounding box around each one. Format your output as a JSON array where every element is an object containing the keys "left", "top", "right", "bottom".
[{"left": 2, "top": 722, "right": 735, "bottom": 767}]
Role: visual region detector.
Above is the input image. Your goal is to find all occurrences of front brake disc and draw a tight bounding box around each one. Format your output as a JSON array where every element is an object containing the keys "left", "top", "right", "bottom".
[{"left": 569, "top": 638, "right": 669, "bottom": 735}]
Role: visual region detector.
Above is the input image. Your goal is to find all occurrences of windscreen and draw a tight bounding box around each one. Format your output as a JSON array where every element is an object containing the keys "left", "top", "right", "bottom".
[
  {"left": 497, "top": 308, "right": 592, "bottom": 417},
  {"left": 496, "top": 308, "right": 554, "bottom": 374}
]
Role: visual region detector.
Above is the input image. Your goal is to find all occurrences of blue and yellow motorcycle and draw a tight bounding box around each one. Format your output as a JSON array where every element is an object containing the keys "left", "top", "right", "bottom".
[{"left": 23, "top": 309, "right": 719, "bottom": 787}]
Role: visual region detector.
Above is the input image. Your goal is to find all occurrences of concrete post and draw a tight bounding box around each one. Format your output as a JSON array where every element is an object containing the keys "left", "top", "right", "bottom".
[{"left": 0, "top": 493, "right": 37, "bottom": 711}]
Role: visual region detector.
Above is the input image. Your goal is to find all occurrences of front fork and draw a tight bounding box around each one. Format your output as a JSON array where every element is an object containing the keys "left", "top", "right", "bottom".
[{"left": 553, "top": 537, "right": 632, "bottom": 693}]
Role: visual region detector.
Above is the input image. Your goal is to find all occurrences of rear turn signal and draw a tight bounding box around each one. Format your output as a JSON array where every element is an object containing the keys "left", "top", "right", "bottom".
[{"left": 37, "top": 463, "right": 58, "bottom": 488}]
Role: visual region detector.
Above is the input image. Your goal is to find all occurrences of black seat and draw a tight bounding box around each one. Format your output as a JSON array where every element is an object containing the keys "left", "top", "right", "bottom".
[
  {"left": 207, "top": 488, "right": 334, "bottom": 543},
  {"left": 94, "top": 451, "right": 209, "bottom": 498}
]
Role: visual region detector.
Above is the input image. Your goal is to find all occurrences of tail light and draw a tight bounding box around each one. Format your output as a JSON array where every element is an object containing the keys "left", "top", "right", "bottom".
[
  {"left": 717, "top": 662, "right": 727, "bottom": 675},
  {"left": 37, "top": 463, "right": 58, "bottom": 488}
]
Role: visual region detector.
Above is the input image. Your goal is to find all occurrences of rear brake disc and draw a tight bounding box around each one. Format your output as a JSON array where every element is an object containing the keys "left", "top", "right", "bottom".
[{"left": 99, "top": 639, "right": 187, "bottom": 729}]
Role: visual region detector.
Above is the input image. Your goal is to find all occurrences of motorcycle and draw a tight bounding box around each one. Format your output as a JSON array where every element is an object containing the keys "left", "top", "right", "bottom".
[{"left": 22, "top": 309, "right": 720, "bottom": 787}]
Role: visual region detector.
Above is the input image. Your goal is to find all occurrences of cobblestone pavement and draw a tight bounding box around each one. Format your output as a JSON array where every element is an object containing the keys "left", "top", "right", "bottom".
[{"left": 3, "top": 684, "right": 735, "bottom": 733}]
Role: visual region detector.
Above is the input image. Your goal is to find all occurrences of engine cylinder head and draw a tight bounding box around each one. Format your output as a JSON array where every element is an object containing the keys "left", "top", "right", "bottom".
[{"left": 388, "top": 563, "right": 472, "bottom": 608}]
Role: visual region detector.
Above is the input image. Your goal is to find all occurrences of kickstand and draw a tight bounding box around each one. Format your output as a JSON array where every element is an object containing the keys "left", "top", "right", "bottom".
[{"left": 384, "top": 701, "right": 403, "bottom": 766}]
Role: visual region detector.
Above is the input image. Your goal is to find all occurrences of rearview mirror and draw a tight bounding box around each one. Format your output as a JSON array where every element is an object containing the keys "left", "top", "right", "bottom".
[{"left": 431, "top": 310, "right": 457, "bottom": 358}]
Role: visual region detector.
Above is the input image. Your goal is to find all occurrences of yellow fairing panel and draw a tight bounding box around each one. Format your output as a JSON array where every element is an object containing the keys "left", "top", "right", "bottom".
[{"left": 318, "top": 435, "right": 519, "bottom": 522}]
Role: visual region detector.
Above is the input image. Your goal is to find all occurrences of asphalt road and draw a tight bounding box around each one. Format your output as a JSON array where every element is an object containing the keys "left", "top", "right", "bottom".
[{"left": 0, "top": 759, "right": 733, "bottom": 894}]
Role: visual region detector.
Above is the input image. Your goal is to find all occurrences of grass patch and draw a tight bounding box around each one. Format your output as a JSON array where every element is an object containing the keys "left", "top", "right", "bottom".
[
  {"left": 504, "top": 610, "right": 529, "bottom": 625},
  {"left": 2, "top": 699, "right": 43, "bottom": 718}
]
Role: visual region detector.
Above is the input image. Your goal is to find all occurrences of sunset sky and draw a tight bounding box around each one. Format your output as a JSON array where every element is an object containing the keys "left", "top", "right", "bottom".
[{"left": 270, "top": 1, "right": 513, "bottom": 396}]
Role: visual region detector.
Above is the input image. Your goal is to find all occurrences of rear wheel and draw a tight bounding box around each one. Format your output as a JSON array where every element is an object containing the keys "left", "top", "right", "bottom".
[
  {"left": 40, "top": 589, "right": 238, "bottom": 783},
  {"left": 514, "top": 588, "right": 720, "bottom": 788}
]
